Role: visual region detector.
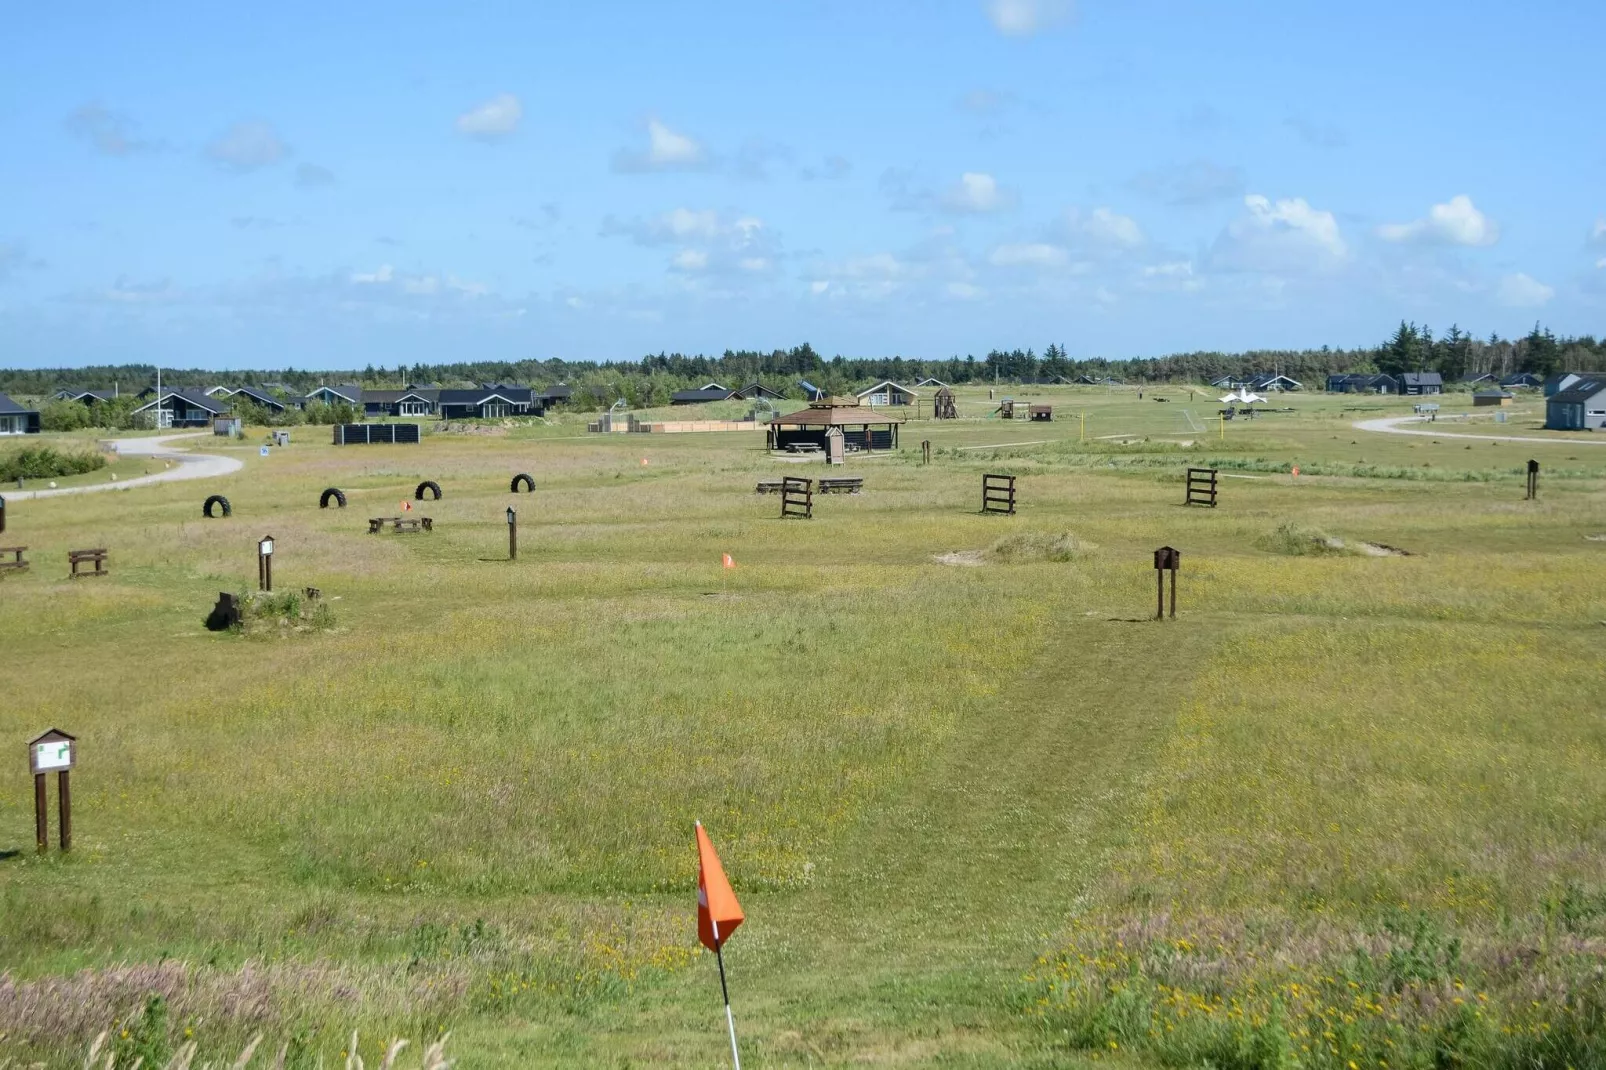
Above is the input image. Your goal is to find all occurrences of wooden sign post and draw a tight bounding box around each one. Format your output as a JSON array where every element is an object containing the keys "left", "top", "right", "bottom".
[
  {"left": 1153, "top": 546, "right": 1180, "bottom": 620},
  {"left": 506, "top": 506, "right": 518, "bottom": 561},
  {"left": 29, "top": 728, "right": 75, "bottom": 853},
  {"left": 258, "top": 535, "right": 276, "bottom": 592}
]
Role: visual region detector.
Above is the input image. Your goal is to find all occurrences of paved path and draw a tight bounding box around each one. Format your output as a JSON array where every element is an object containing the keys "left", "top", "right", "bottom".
[
  {"left": 9, "top": 432, "right": 244, "bottom": 501},
  {"left": 1353, "top": 413, "right": 1606, "bottom": 446}
]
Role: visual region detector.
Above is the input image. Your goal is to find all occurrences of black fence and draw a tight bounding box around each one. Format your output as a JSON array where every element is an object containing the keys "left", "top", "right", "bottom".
[{"left": 333, "top": 423, "right": 421, "bottom": 445}]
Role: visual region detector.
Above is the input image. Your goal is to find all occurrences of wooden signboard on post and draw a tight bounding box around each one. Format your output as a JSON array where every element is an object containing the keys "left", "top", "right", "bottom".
[
  {"left": 29, "top": 728, "right": 75, "bottom": 853},
  {"left": 1525, "top": 459, "right": 1539, "bottom": 501},
  {"left": 1153, "top": 547, "right": 1180, "bottom": 620}
]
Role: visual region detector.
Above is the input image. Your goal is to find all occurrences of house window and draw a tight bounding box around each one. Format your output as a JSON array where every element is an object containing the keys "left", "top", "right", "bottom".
[
  {"left": 400, "top": 401, "right": 430, "bottom": 416},
  {"left": 1588, "top": 410, "right": 1606, "bottom": 417},
  {"left": 869, "top": 393, "right": 888, "bottom": 406},
  {"left": 482, "top": 402, "right": 510, "bottom": 419},
  {"left": 0, "top": 415, "right": 16, "bottom": 434}
]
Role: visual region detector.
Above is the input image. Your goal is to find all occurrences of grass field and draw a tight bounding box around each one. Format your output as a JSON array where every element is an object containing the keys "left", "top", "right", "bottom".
[{"left": 2, "top": 385, "right": 1605, "bottom": 1068}]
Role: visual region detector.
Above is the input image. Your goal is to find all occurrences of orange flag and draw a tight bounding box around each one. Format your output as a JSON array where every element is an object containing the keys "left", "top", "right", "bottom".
[
  {"left": 722, "top": 553, "right": 735, "bottom": 570},
  {"left": 696, "top": 821, "right": 744, "bottom": 951}
]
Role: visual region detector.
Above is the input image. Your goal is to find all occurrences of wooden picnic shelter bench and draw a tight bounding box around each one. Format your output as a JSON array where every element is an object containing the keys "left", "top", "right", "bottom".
[
  {"left": 68, "top": 548, "right": 108, "bottom": 578},
  {"left": 817, "top": 477, "right": 863, "bottom": 494},
  {"left": 0, "top": 546, "right": 28, "bottom": 574},
  {"left": 368, "top": 516, "right": 434, "bottom": 534}
]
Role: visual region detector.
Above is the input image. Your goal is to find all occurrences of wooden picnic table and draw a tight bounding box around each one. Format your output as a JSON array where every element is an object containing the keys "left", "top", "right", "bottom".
[
  {"left": 755, "top": 479, "right": 786, "bottom": 494},
  {"left": 368, "top": 516, "right": 434, "bottom": 533},
  {"left": 817, "top": 477, "right": 863, "bottom": 494},
  {"left": 0, "top": 546, "right": 28, "bottom": 573},
  {"left": 785, "top": 442, "right": 823, "bottom": 454},
  {"left": 68, "top": 548, "right": 108, "bottom": 578}
]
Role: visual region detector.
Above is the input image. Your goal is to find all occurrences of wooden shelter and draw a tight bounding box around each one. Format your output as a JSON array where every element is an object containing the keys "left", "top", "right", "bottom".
[
  {"left": 933, "top": 387, "right": 958, "bottom": 419},
  {"left": 770, "top": 397, "right": 904, "bottom": 453}
]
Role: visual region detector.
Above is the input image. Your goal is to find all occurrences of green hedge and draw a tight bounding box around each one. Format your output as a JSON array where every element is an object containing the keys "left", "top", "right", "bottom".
[{"left": 0, "top": 445, "right": 109, "bottom": 481}]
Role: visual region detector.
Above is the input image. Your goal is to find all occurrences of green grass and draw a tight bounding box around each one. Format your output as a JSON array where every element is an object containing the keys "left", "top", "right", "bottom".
[{"left": 1, "top": 390, "right": 1604, "bottom": 1067}]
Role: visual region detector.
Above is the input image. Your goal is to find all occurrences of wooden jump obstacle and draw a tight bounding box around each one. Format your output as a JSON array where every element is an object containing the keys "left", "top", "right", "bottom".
[
  {"left": 755, "top": 479, "right": 786, "bottom": 494},
  {"left": 1154, "top": 546, "right": 1180, "bottom": 620},
  {"left": 781, "top": 477, "right": 813, "bottom": 519},
  {"left": 1526, "top": 459, "right": 1539, "bottom": 501},
  {"left": 1184, "top": 468, "right": 1218, "bottom": 507},
  {"left": 368, "top": 516, "right": 434, "bottom": 534},
  {"left": 982, "top": 474, "right": 1016, "bottom": 515},
  {"left": 0, "top": 546, "right": 27, "bottom": 574},
  {"left": 1028, "top": 405, "right": 1053, "bottom": 422},
  {"left": 68, "top": 549, "right": 108, "bottom": 578},
  {"left": 818, "top": 477, "right": 863, "bottom": 494},
  {"left": 921, "top": 440, "right": 931, "bottom": 464}
]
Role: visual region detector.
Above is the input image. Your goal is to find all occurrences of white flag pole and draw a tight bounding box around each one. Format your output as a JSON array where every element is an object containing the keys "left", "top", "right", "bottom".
[{"left": 713, "top": 919, "right": 740, "bottom": 1070}]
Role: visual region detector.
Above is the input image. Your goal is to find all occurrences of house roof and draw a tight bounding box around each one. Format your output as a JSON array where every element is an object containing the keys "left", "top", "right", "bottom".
[
  {"left": 132, "top": 389, "right": 231, "bottom": 415},
  {"left": 914, "top": 377, "right": 948, "bottom": 387},
  {"left": 1461, "top": 373, "right": 1496, "bottom": 382},
  {"left": 670, "top": 388, "right": 736, "bottom": 403},
  {"left": 439, "top": 387, "right": 532, "bottom": 406},
  {"left": 230, "top": 386, "right": 286, "bottom": 409},
  {"left": 537, "top": 385, "right": 572, "bottom": 400},
  {"left": 364, "top": 388, "right": 440, "bottom": 404},
  {"left": 732, "top": 382, "right": 786, "bottom": 398},
  {"left": 1473, "top": 388, "right": 1514, "bottom": 398},
  {"left": 1500, "top": 373, "right": 1542, "bottom": 386},
  {"left": 1400, "top": 372, "right": 1444, "bottom": 386},
  {"left": 855, "top": 380, "right": 919, "bottom": 398},
  {"left": 306, "top": 384, "right": 364, "bottom": 403},
  {"left": 1250, "top": 373, "right": 1303, "bottom": 388},
  {"left": 1549, "top": 378, "right": 1606, "bottom": 405},
  {"left": 0, "top": 391, "right": 37, "bottom": 415},
  {"left": 774, "top": 399, "right": 906, "bottom": 426}
]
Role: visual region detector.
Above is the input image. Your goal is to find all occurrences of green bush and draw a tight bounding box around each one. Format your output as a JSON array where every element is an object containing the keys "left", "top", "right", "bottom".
[
  {"left": 0, "top": 445, "right": 108, "bottom": 481},
  {"left": 1255, "top": 521, "right": 1354, "bottom": 557}
]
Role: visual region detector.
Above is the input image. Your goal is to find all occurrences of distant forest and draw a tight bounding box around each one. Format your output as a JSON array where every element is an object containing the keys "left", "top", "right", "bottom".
[{"left": 3, "top": 321, "right": 1602, "bottom": 412}]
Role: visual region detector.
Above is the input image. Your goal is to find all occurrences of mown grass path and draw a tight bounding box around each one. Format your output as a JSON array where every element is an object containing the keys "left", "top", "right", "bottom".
[{"left": 722, "top": 612, "right": 1232, "bottom": 1066}]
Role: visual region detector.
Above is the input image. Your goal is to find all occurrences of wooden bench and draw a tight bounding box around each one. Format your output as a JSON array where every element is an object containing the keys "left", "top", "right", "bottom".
[
  {"left": 755, "top": 479, "right": 786, "bottom": 494},
  {"left": 0, "top": 546, "right": 27, "bottom": 574},
  {"left": 68, "top": 548, "right": 108, "bottom": 578},
  {"left": 817, "top": 477, "right": 863, "bottom": 494},
  {"left": 368, "top": 516, "right": 434, "bottom": 534}
]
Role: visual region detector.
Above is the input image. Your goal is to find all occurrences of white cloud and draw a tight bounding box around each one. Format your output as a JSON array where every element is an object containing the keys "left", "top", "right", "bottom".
[
  {"left": 1143, "top": 261, "right": 1193, "bottom": 278},
  {"left": 206, "top": 121, "right": 290, "bottom": 172},
  {"left": 942, "top": 172, "right": 1013, "bottom": 213},
  {"left": 1075, "top": 207, "right": 1144, "bottom": 248},
  {"left": 1495, "top": 272, "right": 1553, "bottom": 308},
  {"left": 1591, "top": 218, "right": 1606, "bottom": 246},
  {"left": 604, "top": 209, "right": 777, "bottom": 278},
  {"left": 947, "top": 281, "right": 983, "bottom": 300},
  {"left": 1378, "top": 195, "right": 1498, "bottom": 246},
  {"left": 455, "top": 93, "right": 523, "bottom": 140},
  {"left": 295, "top": 163, "right": 336, "bottom": 189},
  {"left": 1129, "top": 160, "right": 1246, "bottom": 206},
  {"left": 989, "top": 242, "right": 1068, "bottom": 268},
  {"left": 350, "top": 264, "right": 487, "bottom": 298},
  {"left": 985, "top": 0, "right": 1072, "bottom": 36},
  {"left": 612, "top": 119, "right": 709, "bottom": 173},
  {"left": 66, "top": 103, "right": 159, "bottom": 156},
  {"left": 810, "top": 280, "right": 830, "bottom": 295},
  {"left": 1207, "top": 194, "right": 1347, "bottom": 274},
  {"left": 1596, "top": 257, "right": 1606, "bottom": 270}
]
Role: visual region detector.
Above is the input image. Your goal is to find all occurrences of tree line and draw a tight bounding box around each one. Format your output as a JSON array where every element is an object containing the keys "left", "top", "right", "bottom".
[{"left": 4, "top": 324, "right": 1603, "bottom": 414}]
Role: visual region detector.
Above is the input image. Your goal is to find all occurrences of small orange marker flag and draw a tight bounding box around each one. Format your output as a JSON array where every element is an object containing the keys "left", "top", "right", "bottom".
[
  {"left": 641, "top": 457, "right": 649, "bottom": 466},
  {"left": 402, "top": 499, "right": 412, "bottom": 512},
  {"left": 696, "top": 821, "right": 744, "bottom": 950},
  {"left": 696, "top": 821, "right": 745, "bottom": 1067},
  {"left": 1291, "top": 465, "right": 1300, "bottom": 479},
  {"left": 722, "top": 553, "right": 735, "bottom": 570}
]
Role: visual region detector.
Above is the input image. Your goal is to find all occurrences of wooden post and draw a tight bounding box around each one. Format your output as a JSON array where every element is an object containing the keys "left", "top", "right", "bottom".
[
  {"left": 34, "top": 773, "right": 47, "bottom": 853},
  {"left": 58, "top": 769, "right": 71, "bottom": 851},
  {"left": 1169, "top": 565, "right": 1177, "bottom": 620},
  {"left": 1156, "top": 569, "right": 1164, "bottom": 620},
  {"left": 1526, "top": 459, "right": 1538, "bottom": 501},
  {"left": 258, "top": 536, "right": 275, "bottom": 592},
  {"left": 508, "top": 507, "right": 518, "bottom": 560}
]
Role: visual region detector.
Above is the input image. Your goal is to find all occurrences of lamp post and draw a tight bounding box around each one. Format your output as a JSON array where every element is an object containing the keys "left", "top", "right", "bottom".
[
  {"left": 258, "top": 535, "right": 275, "bottom": 591},
  {"left": 506, "top": 506, "right": 517, "bottom": 561}
]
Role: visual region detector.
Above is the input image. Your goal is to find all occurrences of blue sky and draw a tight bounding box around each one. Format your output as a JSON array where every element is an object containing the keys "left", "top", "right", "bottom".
[{"left": 2, "top": 0, "right": 1603, "bottom": 370}]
